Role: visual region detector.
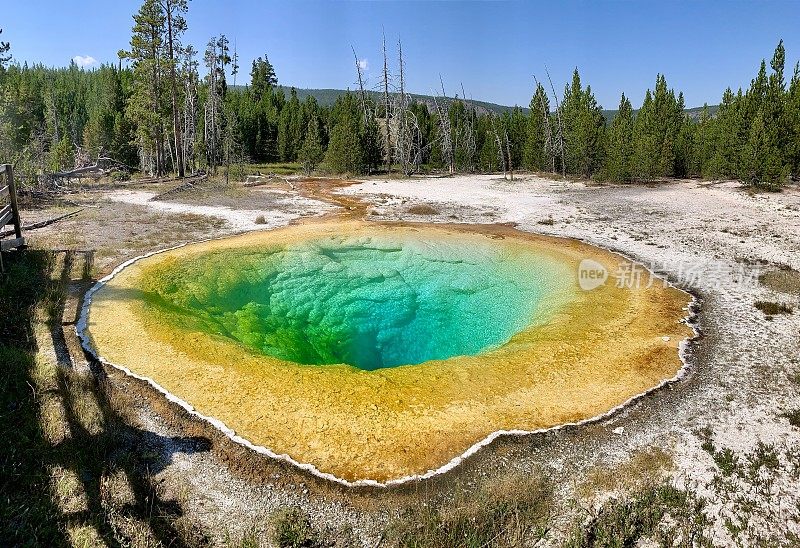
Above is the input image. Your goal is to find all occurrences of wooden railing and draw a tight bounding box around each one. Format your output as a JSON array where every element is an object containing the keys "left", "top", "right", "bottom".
[{"left": 0, "top": 164, "right": 25, "bottom": 257}]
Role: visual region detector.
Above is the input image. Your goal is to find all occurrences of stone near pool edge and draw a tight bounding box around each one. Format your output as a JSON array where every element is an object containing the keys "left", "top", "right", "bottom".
[{"left": 83, "top": 220, "right": 694, "bottom": 484}]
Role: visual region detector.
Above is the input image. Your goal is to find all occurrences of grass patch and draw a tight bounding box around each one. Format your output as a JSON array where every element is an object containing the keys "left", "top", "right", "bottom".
[
  {"left": 537, "top": 215, "right": 555, "bottom": 226},
  {"left": 754, "top": 300, "right": 793, "bottom": 315},
  {"left": 387, "top": 473, "right": 552, "bottom": 547},
  {"left": 249, "top": 162, "right": 301, "bottom": 176},
  {"left": 758, "top": 266, "right": 800, "bottom": 295},
  {"left": 580, "top": 448, "right": 675, "bottom": 498},
  {"left": 407, "top": 203, "right": 439, "bottom": 216},
  {"left": 174, "top": 212, "right": 226, "bottom": 231},
  {"left": 272, "top": 507, "right": 317, "bottom": 547},
  {"left": 566, "top": 483, "right": 712, "bottom": 547}
]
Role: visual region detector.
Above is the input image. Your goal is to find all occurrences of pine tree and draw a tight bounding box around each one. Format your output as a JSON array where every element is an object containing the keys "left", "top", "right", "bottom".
[
  {"left": 298, "top": 118, "right": 324, "bottom": 174},
  {"left": 124, "top": 0, "right": 168, "bottom": 175},
  {"left": 277, "top": 88, "right": 301, "bottom": 161},
  {"left": 632, "top": 90, "right": 655, "bottom": 178},
  {"left": 653, "top": 75, "right": 678, "bottom": 177},
  {"left": 360, "top": 114, "right": 383, "bottom": 174},
  {"left": 706, "top": 88, "right": 743, "bottom": 178},
  {"left": 450, "top": 99, "right": 475, "bottom": 171},
  {"left": 250, "top": 56, "right": 277, "bottom": 100},
  {"left": 673, "top": 93, "right": 693, "bottom": 178},
  {"left": 506, "top": 107, "right": 528, "bottom": 170},
  {"left": 740, "top": 109, "right": 787, "bottom": 189},
  {"left": 49, "top": 134, "right": 74, "bottom": 172},
  {"left": 82, "top": 66, "right": 137, "bottom": 165},
  {"left": 158, "top": 0, "right": 189, "bottom": 177},
  {"left": 560, "top": 69, "right": 605, "bottom": 177},
  {"left": 632, "top": 75, "right": 683, "bottom": 179},
  {"left": 692, "top": 104, "right": 714, "bottom": 177},
  {"left": 787, "top": 62, "right": 800, "bottom": 178},
  {"left": 524, "top": 83, "right": 550, "bottom": 171},
  {"left": 603, "top": 93, "right": 635, "bottom": 182},
  {"left": 325, "top": 109, "right": 363, "bottom": 173},
  {"left": 737, "top": 40, "right": 790, "bottom": 188},
  {"left": 0, "top": 28, "right": 11, "bottom": 70}
]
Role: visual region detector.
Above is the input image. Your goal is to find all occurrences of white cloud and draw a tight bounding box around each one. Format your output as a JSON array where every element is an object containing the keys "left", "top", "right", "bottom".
[
  {"left": 357, "top": 58, "right": 368, "bottom": 71},
  {"left": 72, "top": 55, "right": 98, "bottom": 68}
]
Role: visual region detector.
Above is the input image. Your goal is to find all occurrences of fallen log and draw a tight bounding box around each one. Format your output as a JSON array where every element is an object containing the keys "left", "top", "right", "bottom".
[
  {"left": 149, "top": 173, "right": 208, "bottom": 201},
  {"left": 0, "top": 208, "right": 84, "bottom": 237},
  {"left": 51, "top": 156, "right": 137, "bottom": 179}
]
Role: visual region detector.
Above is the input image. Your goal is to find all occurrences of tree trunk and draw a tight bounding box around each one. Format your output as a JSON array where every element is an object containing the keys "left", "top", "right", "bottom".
[
  {"left": 382, "top": 34, "right": 392, "bottom": 173},
  {"left": 165, "top": 4, "right": 185, "bottom": 178}
]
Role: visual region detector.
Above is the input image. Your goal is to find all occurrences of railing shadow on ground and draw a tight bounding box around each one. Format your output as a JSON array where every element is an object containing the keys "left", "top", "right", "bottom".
[{"left": 1, "top": 248, "right": 212, "bottom": 547}]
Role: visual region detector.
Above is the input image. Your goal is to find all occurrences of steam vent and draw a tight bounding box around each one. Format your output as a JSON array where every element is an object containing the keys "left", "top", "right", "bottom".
[{"left": 84, "top": 220, "right": 692, "bottom": 483}]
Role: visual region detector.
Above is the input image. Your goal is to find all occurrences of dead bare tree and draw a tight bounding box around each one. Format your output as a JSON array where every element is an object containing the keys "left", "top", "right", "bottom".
[
  {"left": 504, "top": 127, "right": 514, "bottom": 181},
  {"left": 459, "top": 83, "right": 477, "bottom": 172},
  {"left": 389, "top": 38, "right": 427, "bottom": 176},
  {"left": 50, "top": 156, "right": 137, "bottom": 180},
  {"left": 224, "top": 41, "right": 240, "bottom": 184},
  {"left": 352, "top": 46, "right": 369, "bottom": 124},
  {"left": 395, "top": 38, "right": 409, "bottom": 174},
  {"left": 381, "top": 32, "right": 393, "bottom": 173},
  {"left": 182, "top": 45, "right": 199, "bottom": 174},
  {"left": 203, "top": 37, "right": 222, "bottom": 174},
  {"left": 432, "top": 76, "right": 455, "bottom": 175},
  {"left": 545, "top": 66, "right": 566, "bottom": 177},
  {"left": 489, "top": 116, "right": 510, "bottom": 179},
  {"left": 393, "top": 38, "right": 410, "bottom": 174}
]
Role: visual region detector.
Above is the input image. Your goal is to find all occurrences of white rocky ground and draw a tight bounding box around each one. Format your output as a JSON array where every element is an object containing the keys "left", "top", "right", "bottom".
[{"left": 107, "top": 188, "right": 334, "bottom": 232}]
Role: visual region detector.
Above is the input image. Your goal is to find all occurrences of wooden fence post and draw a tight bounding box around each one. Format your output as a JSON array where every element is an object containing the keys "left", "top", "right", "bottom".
[
  {"left": 0, "top": 164, "right": 25, "bottom": 271},
  {"left": 7, "top": 165, "right": 22, "bottom": 239}
]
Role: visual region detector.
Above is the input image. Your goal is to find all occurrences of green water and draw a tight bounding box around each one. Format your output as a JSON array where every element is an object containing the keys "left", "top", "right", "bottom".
[{"left": 138, "top": 234, "right": 570, "bottom": 370}]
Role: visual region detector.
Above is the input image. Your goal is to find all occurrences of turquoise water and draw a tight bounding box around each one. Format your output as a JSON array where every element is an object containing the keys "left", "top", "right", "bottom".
[{"left": 140, "top": 234, "right": 567, "bottom": 370}]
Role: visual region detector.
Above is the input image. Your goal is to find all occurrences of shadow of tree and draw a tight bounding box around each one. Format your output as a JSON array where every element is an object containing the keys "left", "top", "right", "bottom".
[{"left": 1, "top": 248, "right": 213, "bottom": 547}]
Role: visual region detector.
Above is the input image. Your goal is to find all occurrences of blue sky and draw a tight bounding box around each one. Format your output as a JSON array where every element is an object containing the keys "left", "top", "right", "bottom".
[{"left": 3, "top": 1, "right": 800, "bottom": 109}]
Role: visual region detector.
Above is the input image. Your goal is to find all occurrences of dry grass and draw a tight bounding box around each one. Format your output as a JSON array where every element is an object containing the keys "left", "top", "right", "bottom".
[
  {"left": 27, "top": 201, "right": 229, "bottom": 275},
  {"left": 537, "top": 216, "right": 555, "bottom": 226},
  {"left": 407, "top": 203, "right": 439, "bottom": 216},
  {"left": 784, "top": 409, "right": 800, "bottom": 428},
  {"left": 174, "top": 212, "right": 227, "bottom": 231},
  {"left": 759, "top": 265, "right": 800, "bottom": 295},
  {"left": 754, "top": 300, "right": 793, "bottom": 315},
  {"left": 386, "top": 473, "right": 552, "bottom": 547},
  {"left": 578, "top": 447, "right": 675, "bottom": 500}
]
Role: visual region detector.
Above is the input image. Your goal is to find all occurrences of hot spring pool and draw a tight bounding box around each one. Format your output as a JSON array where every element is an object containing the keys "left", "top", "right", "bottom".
[
  {"left": 137, "top": 233, "right": 569, "bottom": 370},
  {"left": 82, "top": 221, "right": 693, "bottom": 484}
]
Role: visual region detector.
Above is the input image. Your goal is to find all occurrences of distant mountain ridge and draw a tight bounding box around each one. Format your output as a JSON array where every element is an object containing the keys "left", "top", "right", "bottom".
[
  {"left": 265, "top": 85, "right": 718, "bottom": 121},
  {"left": 274, "top": 85, "right": 524, "bottom": 117}
]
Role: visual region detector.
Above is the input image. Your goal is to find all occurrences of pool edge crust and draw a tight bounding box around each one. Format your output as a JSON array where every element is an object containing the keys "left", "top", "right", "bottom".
[{"left": 79, "top": 220, "right": 697, "bottom": 485}]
